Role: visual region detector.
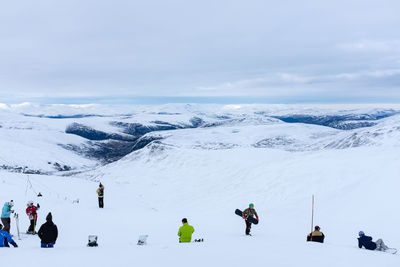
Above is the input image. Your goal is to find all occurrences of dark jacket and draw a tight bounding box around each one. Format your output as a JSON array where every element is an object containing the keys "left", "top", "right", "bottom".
[
  {"left": 38, "top": 221, "right": 58, "bottom": 244},
  {"left": 242, "top": 208, "right": 258, "bottom": 219},
  {"left": 307, "top": 230, "right": 325, "bottom": 243},
  {"left": 358, "top": 235, "right": 376, "bottom": 250}
]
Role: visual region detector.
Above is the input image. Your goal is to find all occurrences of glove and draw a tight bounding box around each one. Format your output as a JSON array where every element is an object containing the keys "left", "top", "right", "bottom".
[
  {"left": 11, "top": 210, "right": 14, "bottom": 213},
  {"left": 10, "top": 241, "right": 18, "bottom": 247},
  {"left": 37, "top": 203, "right": 40, "bottom": 208},
  {"left": 29, "top": 215, "right": 33, "bottom": 220},
  {"left": 243, "top": 215, "right": 247, "bottom": 220}
]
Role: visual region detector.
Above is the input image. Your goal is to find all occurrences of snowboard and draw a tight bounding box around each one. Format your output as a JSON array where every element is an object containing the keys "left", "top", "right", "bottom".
[
  {"left": 235, "top": 209, "right": 258, "bottom": 225},
  {"left": 383, "top": 248, "right": 397, "bottom": 254}
]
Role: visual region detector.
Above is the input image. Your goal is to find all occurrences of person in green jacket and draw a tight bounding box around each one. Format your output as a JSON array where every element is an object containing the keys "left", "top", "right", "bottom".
[{"left": 178, "top": 218, "right": 194, "bottom": 243}]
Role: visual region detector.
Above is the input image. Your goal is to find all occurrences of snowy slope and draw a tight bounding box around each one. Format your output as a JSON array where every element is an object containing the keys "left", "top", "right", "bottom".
[{"left": 1, "top": 104, "right": 400, "bottom": 266}]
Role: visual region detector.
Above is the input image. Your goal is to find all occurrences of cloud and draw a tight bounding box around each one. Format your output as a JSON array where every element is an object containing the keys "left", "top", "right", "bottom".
[
  {"left": 0, "top": 1, "right": 400, "bottom": 103},
  {"left": 337, "top": 40, "right": 400, "bottom": 53},
  {"left": 196, "top": 69, "right": 400, "bottom": 98}
]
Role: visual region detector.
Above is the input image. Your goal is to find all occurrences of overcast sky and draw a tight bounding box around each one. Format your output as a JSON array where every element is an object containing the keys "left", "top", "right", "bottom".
[{"left": 1, "top": 0, "right": 400, "bottom": 103}]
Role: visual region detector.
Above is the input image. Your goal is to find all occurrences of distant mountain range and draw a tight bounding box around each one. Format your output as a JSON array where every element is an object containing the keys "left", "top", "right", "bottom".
[{"left": 1, "top": 103, "right": 399, "bottom": 175}]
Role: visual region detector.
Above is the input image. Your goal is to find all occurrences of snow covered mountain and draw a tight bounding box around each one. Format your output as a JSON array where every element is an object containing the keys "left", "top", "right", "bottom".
[
  {"left": 1, "top": 103, "right": 400, "bottom": 267},
  {"left": 1, "top": 103, "right": 400, "bottom": 173}
]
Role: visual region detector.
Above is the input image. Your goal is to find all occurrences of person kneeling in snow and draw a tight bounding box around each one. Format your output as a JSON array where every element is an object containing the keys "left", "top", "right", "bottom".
[
  {"left": 178, "top": 218, "right": 194, "bottom": 243},
  {"left": 38, "top": 212, "right": 58, "bottom": 248},
  {"left": 0, "top": 223, "right": 18, "bottom": 247},
  {"left": 307, "top": 225, "right": 325, "bottom": 243},
  {"left": 358, "top": 231, "right": 389, "bottom": 251}
]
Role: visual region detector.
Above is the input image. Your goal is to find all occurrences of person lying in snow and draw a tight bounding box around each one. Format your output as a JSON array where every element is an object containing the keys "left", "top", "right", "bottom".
[
  {"left": 358, "top": 231, "right": 389, "bottom": 251},
  {"left": 307, "top": 225, "right": 325, "bottom": 243}
]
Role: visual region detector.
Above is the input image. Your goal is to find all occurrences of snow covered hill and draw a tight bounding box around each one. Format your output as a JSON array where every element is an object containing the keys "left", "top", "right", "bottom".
[{"left": 1, "top": 103, "right": 400, "bottom": 266}]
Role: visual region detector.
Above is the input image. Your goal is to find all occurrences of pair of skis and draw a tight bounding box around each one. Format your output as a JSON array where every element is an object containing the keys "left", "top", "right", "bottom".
[
  {"left": 14, "top": 213, "right": 38, "bottom": 240},
  {"left": 13, "top": 213, "right": 21, "bottom": 240}
]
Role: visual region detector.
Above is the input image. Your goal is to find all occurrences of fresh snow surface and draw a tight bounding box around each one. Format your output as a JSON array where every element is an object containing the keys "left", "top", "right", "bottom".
[{"left": 1, "top": 104, "right": 400, "bottom": 267}]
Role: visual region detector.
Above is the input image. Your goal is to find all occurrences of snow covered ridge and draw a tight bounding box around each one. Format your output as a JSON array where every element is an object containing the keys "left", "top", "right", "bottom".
[{"left": 0, "top": 104, "right": 400, "bottom": 175}]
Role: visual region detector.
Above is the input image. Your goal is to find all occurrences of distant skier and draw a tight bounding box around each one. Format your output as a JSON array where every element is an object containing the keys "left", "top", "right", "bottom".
[
  {"left": 1, "top": 200, "right": 14, "bottom": 233},
  {"left": 178, "top": 218, "right": 194, "bottom": 243},
  {"left": 26, "top": 201, "right": 40, "bottom": 234},
  {"left": 242, "top": 203, "right": 259, "bottom": 235},
  {"left": 38, "top": 212, "right": 58, "bottom": 248},
  {"left": 307, "top": 225, "right": 325, "bottom": 243},
  {"left": 0, "top": 223, "right": 18, "bottom": 247},
  {"left": 358, "top": 231, "right": 389, "bottom": 251},
  {"left": 97, "top": 183, "right": 105, "bottom": 208}
]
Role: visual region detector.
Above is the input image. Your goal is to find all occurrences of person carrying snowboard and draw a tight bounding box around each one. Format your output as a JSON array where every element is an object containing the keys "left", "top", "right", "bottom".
[
  {"left": 307, "top": 225, "right": 325, "bottom": 243},
  {"left": 97, "top": 183, "right": 105, "bottom": 208},
  {"left": 1, "top": 200, "right": 14, "bottom": 233},
  {"left": 0, "top": 223, "right": 18, "bottom": 247},
  {"left": 38, "top": 212, "right": 58, "bottom": 248},
  {"left": 358, "top": 231, "right": 389, "bottom": 251},
  {"left": 242, "top": 203, "right": 259, "bottom": 236},
  {"left": 178, "top": 218, "right": 194, "bottom": 243},
  {"left": 26, "top": 201, "right": 40, "bottom": 234}
]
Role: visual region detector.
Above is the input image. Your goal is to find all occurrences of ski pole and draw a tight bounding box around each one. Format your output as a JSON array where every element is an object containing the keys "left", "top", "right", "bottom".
[
  {"left": 310, "top": 195, "right": 314, "bottom": 241},
  {"left": 33, "top": 214, "right": 37, "bottom": 234},
  {"left": 14, "top": 213, "right": 21, "bottom": 240}
]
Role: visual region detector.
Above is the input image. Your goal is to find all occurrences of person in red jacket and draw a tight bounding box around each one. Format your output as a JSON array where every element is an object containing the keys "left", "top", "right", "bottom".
[{"left": 26, "top": 201, "right": 40, "bottom": 234}]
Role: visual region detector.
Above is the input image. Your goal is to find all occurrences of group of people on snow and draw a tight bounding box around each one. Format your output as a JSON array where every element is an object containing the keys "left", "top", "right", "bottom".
[
  {"left": 1, "top": 200, "right": 58, "bottom": 248},
  {"left": 1, "top": 185, "right": 394, "bottom": 252}
]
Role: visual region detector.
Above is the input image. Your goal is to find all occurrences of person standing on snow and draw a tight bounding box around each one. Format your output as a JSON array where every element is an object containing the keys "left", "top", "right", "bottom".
[
  {"left": 242, "top": 203, "right": 259, "bottom": 236},
  {"left": 1, "top": 200, "right": 14, "bottom": 233},
  {"left": 38, "top": 212, "right": 58, "bottom": 248},
  {"left": 307, "top": 225, "right": 325, "bottom": 243},
  {"left": 97, "top": 183, "right": 105, "bottom": 208},
  {"left": 178, "top": 218, "right": 195, "bottom": 243},
  {"left": 358, "top": 231, "right": 389, "bottom": 251},
  {"left": 26, "top": 201, "right": 40, "bottom": 234},
  {"left": 0, "top": 223, "right": 18, "bottom": 247}
]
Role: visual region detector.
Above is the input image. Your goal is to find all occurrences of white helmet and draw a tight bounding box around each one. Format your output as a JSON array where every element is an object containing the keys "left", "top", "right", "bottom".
[
  {"left": 9, "top": 200, "right": 14, "bottom": 207},
  {"left": 27, "top": 200, "right": 33, "bottom": 206}
]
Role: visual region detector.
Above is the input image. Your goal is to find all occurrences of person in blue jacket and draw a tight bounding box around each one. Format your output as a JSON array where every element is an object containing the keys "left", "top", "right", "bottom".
[
  {"left": 1, "top": 200, "right": 14, "bottom": 233},
  {"left": 358, "top": 231, "right": 389, "bottom": 251},
  {"left": 0, "top": 223, "right": 18, "bottom": 247}
]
